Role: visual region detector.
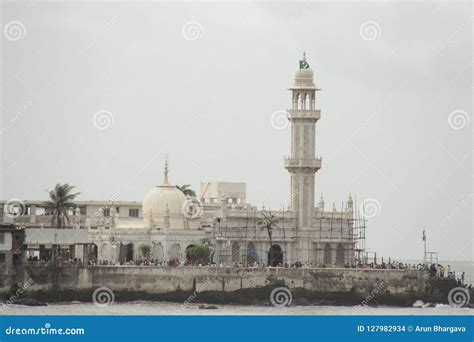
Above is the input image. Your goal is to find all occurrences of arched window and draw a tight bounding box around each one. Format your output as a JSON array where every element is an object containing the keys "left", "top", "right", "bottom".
[
  {"left": 231, "top": 242, "right": 240, "bottom": 262},
  {"left": 169, "top": 243, "right": 180, "bottom": 260},
  {"left": 336, "top": 243, "right": 345, "bottom": 266},
  {"left": 324, "top": 243, "right": 332, "bottom": 265},
  {"left": 101, "top": 243, "right": 109, "bottom": 260},
  {"left": 247, "top": 242, "right": 258, "bottom": 264},
  {"left": 153, "top": 243, "right": 164, "bottom": 261}
]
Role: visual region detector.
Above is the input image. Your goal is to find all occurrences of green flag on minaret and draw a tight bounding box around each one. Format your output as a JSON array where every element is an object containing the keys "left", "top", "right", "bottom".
[
  {"left": 299, "top": 51, "right": 309, "bottom": 69},
  {"left": 299, "top": 59, "right": 309, "bottom": 69}
]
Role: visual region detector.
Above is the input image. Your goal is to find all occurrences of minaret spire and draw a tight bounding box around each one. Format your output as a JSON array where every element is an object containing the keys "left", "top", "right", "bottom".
[{"left": 163, "top": 154, "right": 170, "bottom": 186}]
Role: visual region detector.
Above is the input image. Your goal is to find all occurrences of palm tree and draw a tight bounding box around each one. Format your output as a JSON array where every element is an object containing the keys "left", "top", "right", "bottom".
[
  {"left": 260, "top": 211, "right": 279, "bottom": 266},
  {"left": 176, "top": 184, "right": 196, "bottom": 198},
  {"left": 43, "top": 183, "right": 80, "bottom": 228}
]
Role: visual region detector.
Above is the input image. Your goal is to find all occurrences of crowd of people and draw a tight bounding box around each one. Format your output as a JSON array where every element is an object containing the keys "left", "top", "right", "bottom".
[
  {"left": 429, "top": 263, "right": 468, "bottom": 287},
  {"left": 83, "top": 258, "right": 432, "bottom": 270},
  {"left": 26, "top": 256, "right": 469, "bottom": 288}
]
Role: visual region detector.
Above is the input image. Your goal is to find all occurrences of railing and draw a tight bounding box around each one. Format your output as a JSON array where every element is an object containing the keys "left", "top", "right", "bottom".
[
  {"left": 284, "top": 157, "right": 322, "bottom": 169},
  {"left": 287, "top": 109, "right": 321, "bottom": 120}
]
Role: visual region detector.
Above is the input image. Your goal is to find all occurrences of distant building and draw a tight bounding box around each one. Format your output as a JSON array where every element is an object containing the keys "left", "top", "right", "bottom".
[
  {"left": 1, "top": 55, "right": 358, "bottom": 267},
  {"left": 0, "top": 224, "right": 25, "bottom": 275}
]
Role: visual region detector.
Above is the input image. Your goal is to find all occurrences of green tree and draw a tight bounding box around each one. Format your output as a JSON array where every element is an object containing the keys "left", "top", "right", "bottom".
[
  {"left": 186, "top": 242, "right": 211, "bottom": 264},
  {"left": 176, "top": 184, "right": 196, "bottom": 198},
  {"left": 260, "top": 211, "right": 279, "bottom": 266},
  {"left": 43, "top": 183, "right": 80, "bottom": 228},
  {"left": 139, "top": 244, "right": 151, "bottom": 258}
]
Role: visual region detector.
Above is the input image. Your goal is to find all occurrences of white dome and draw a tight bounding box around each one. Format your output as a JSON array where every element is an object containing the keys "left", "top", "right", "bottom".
[
  {"left": 142, "top": 184, "right": 187, "bottom": 220},
  {"left": 140, "top": 157, "right": 202, "bottom": 230},
  {"left": 294, "top": 68, "right": 314, "bottom": 81},
  {"left": 292, "top": 68, "right": 316, "bottom": 89}
]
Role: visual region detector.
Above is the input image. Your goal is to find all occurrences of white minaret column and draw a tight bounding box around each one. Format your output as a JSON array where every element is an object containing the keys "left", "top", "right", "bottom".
[{"left": 284, "top": 53, "right": 321, "bottom": 228}]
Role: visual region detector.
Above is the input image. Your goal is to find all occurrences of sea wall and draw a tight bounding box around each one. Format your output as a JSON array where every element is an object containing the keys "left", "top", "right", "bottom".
[{"left": 1, "top": 265, "right": 455, "bottom": 306}]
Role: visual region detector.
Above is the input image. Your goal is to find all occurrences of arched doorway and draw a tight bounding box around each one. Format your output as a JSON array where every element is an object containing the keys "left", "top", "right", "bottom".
[
  {"left": 101, "top": 243, "right": 109, "bottom": 261},
  {"left": 169, "top": 243, "right": 180, "bottom": 261},
  {"left": 247, "top": 242, "right": 258, "bottom": 264},
  {"left": 323, "top": 243, "right": 332, "bottom": 266},
  {"left": 89, "top": 244, "right": 98, "bottom": 261},
  {"left": 118, "top": 243, "right": 133, "bottom": 264},
  {"left": 336, "top": 243, "right": 345, "bottom": 266},
  {"left": 268, "top": 244, "right": 283, "bottom": 267},
  {"left": 231, "top": 242, "right": 240, "bottom": 262},
  {"left": 153, "top": 243, "right": 164, "bottom": 261}
]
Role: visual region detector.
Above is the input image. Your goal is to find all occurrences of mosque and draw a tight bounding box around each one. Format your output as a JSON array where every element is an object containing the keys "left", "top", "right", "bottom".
[{"left": 1, "top": 54, "right": 359, "bottom": 267}]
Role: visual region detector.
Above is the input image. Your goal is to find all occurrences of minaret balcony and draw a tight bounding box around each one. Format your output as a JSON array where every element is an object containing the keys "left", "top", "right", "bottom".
[
  {"left": 284, "top": 157, "right": 322, "bottom": 170},
  {"left": 287, "top": 109, "right": 320, "bottom": 120}
]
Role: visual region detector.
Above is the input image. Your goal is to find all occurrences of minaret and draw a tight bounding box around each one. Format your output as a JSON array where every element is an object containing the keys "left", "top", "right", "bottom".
[{"left": 284, "top": 52, "right": 322, "bottom": 228}]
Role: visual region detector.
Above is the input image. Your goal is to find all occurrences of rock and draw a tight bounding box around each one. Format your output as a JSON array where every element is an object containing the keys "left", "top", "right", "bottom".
[
  {"left": 199, "top": 304, "right": 218, "bottom": 310},
  {"left": 413, "top": 300, "right": 424, "bottom": 308},
  {"left": 413, "top": 300, "right": 433, "bottom": 308},
  {"left": 294, "top": 297, "right": 311, "bottom": 306},
  {"left": 15, "top": 298, "right": 47, "bottom": 306}
]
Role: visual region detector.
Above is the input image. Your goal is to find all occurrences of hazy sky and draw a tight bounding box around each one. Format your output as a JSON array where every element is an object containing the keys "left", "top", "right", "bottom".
[{"left": 1, "top": 1, "right": 472, "bottom": 262}]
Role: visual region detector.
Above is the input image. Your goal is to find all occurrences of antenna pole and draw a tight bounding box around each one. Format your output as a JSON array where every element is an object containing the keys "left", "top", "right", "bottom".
[{"left": 422, "top": 229, "right": 427, "bottom": 264}]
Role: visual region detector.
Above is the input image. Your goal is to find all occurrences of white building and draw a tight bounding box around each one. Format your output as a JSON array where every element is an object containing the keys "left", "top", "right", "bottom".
[{"left": 1, "top": 55, "right": 358, "bottom": 267}]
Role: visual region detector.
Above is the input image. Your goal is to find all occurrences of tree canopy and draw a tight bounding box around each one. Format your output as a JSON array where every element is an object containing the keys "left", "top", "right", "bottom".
[{"left": 43, "top": 183, "right": 80, "bottom": 228}]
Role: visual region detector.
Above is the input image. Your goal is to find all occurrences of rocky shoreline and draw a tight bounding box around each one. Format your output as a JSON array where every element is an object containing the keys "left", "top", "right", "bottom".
[{"left": 2, "top": 278, "right": 471, "bottom": 308}]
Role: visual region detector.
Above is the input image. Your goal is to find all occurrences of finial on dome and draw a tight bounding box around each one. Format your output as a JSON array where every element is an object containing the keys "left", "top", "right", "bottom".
[
  {"left": 303, "top": 51, "right": 306, "bottom": 61},
  {"left": 318, "top": 194, "right": 325, "bottom": 211},
  {"left": 163, "top": 154, "right": 169, "bottom": 185}
]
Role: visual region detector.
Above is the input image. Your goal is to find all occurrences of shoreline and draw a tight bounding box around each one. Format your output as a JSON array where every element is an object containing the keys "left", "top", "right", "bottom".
[
  {"left": 0, "top": 300, "right": 471, "bottom": 316},
  {"left": 2, "top": 282, "right": 471, "bottom": 308}
]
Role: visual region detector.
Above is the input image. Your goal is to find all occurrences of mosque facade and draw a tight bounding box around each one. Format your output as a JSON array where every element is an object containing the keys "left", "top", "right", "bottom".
[{"left": 1, "top": 55, "right": 357, "bottom": 267}]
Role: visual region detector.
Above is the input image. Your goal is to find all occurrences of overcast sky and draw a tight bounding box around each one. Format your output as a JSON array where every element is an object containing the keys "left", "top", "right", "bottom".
[{"left": 1, "top": 1, "right": 472, "bottom": 262}]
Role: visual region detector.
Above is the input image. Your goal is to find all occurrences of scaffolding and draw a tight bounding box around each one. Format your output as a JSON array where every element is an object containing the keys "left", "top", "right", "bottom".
[{"left": 212, "top": 199, "right": 368, "bottom": 266}]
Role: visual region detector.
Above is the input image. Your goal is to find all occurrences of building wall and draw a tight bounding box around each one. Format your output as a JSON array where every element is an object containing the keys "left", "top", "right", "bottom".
[
  {"left": 18, "top": 266, "right": 429, "bottom": 297},
  {"left": 0, "top": 232, "right": 12, "bottom": 251},
  {"left": 200, "top": 182, "right": 246, "bottom": 204}
]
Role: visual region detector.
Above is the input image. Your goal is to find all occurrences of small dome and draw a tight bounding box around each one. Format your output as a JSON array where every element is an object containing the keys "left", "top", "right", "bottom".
[
  {"left": 294, "top": 68, "right": 314, "bottom": 81},
  {"left": 291, "top": 52, "right": 317, "bottom": 89},
  {"left": 293, "top": 67, "right": 315, "bottom": 89}
]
